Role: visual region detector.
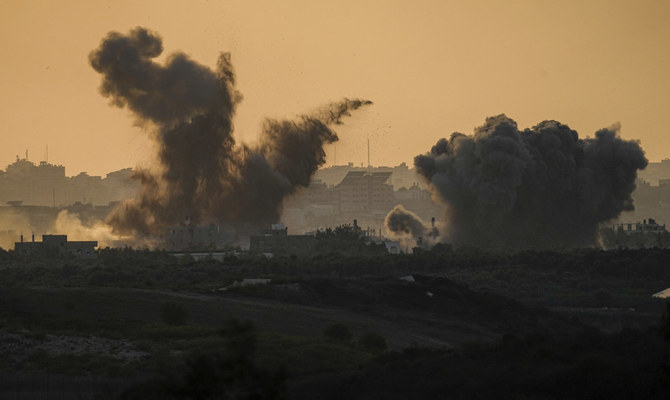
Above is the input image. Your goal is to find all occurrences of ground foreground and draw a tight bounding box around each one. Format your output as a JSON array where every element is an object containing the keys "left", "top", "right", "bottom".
[{"left": 0, "top": 247, "right": 669, "bottom": 398}]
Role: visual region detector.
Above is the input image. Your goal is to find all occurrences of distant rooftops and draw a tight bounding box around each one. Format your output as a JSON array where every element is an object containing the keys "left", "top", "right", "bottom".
[
  {"left": 14, "top": 234, "right": 98, "bottom": 258},
  {"left": 336, "top": 171, "right": 393, "bottom": 186},
  {"left": 614, "top": 218, "right": 667, "bottom": 233}
]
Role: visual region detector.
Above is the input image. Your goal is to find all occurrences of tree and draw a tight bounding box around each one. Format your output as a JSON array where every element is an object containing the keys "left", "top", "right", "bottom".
[{"left": 314, "top": 224, "right": 386, "bottom": 256}]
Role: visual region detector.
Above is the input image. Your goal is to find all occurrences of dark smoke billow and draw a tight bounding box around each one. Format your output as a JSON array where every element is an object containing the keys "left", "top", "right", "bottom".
[
  {"left": 90, "top": 27, "right": 371, "bottom": 235},
  {"left": 387, "top": 114, "right": 647, "bottom": 249}
]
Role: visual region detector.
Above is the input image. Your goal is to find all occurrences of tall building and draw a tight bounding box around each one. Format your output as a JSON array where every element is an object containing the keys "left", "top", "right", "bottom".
[
  {"left": 313, "top": 162, "right": 424, "bottom": 190},
  {"left": 336, "top": 171, "right": 394, "bottom": 215}
]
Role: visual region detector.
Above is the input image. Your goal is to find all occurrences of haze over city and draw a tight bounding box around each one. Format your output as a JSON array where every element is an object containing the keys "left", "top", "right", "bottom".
[{"left": 2, "top": 0, "right": 669, "bottom": 177}]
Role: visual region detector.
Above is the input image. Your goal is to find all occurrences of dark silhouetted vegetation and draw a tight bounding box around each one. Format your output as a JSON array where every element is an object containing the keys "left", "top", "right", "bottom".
[
  {"left": 121, "top": 319, "right": 286, "bottom": 399},
  {"left": 3, "top": 245, "right": 670, "bottom": 398},
  {"left": 290, "top": 325, "right": 670, "bottom": 400},
  {"left": 314, "top": 224, "right": 387, "bottom": 256}
]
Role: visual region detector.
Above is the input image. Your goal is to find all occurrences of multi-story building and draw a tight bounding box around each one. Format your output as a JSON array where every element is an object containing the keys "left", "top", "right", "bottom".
[
  {"left": 0, "top": 157, "right": 138, "bottom": 207},
  {"left": 281, "top": 166, "right": 437, "bottom": 234},
  {"left": 249, "top": 223, "right": 316, "bottom": 255},
  {"left": 313, "top": 163, "right": 424, "bottom": 190},
  {"left": 336, "top": 171, "right": 394, "bottom": 215},
  {"left": 0, "top": 157, "right": 67, "bottom": 206}
]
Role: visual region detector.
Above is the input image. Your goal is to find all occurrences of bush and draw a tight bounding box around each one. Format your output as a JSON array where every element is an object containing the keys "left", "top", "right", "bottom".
[
  {"left": 160, "top": 302, "right": 188, "bottom": 326},
  {"left": 358, "top": 332, "right": 387, "bottom": 354},
  {"left": 323, "top": 323, "right": 353, "bottom": 342}
]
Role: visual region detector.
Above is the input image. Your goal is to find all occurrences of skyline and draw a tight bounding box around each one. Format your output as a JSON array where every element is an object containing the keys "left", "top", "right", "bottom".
[{"left": 2, "top": 0, "right": 669, "bottom": 177}]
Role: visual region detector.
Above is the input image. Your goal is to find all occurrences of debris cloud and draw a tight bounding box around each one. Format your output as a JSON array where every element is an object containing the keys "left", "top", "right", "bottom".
[
  {"left": 90, "top": 27, "right": 371, "bottom": 236},
  {"left": 0, "top": 209, "right": 135, "bottom": 250},
  {"left": 384, "top": 205, "right": 438, "bottom": 248},
  {"left": 388, "top": 114, "right": 647, "bottom": 249},
  {"left": 53, "top": 211, "right": 138, "bottom": 248}
]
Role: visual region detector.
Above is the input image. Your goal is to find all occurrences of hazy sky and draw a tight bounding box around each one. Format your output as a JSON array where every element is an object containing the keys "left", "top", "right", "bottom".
[{"left": 1, "top": 0, "right": 669, "bottom": 176}]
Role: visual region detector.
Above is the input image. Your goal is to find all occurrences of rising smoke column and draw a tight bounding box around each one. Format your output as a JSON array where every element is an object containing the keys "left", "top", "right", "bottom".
[
  {"left": 384, "top": 205, "right": 438, "bottom": 248},
  {"left": 385, "top": 205, "right": 430, "bottom": 239},
  {"left": 387, "top": 114, "right": 647, "bottom": 249},
  {"left": 90, "top": 27, "right": 371, "bottom": 234}
]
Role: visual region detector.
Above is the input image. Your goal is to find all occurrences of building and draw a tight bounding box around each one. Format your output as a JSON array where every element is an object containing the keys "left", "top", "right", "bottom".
[
  {"left": 613, "top": 218, "right": 667, "bottom": 234},
  {"left": 637, "top": 159, "right": 670, "bottom": 186},
  {"left": 249, "top": 223, "right": 316, "bottom": 256},
  {"left": 163, "top": 224, "right": 235, "bottom": 250},
  {"left": 0, "top": 156, "right": 138, "bottom": 207},
  {"left": 336, "top": 171, "right": 394, "bottom": 215},
  {"left": 366, "top": 236, "right": 401, "bottom": 254},
  {"left": 313, "top": 163, "right": 424, "bottom": 190},
  {"left": 606, "top": 218, "right": 670, "bottom": 249},
  {"left": 280, "top": 165, "right": 437, "bottom": 234},
  {"left": 14, "top": 234, "right": 97, "bottom": 258},
  {"left": 0, "top": 157, "right": 66, "bottom": 206}
]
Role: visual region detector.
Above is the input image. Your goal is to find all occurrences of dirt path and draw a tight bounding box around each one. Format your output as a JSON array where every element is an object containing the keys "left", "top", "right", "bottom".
[{"left": 3, "top": 286, "right": 500, "bottom": 349}]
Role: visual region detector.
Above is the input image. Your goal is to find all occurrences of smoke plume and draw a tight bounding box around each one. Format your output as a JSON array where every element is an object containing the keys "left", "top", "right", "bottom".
[
  {"left": 0, "top": 209, "right": 136, "bottom": 250},
  {"left": 52, "top": 211, "right": 141, "bottom": 248},
  {"left": 388, "top": 114, "right": 647, "bottom": 249},
  {"left": 384, "top": 205, "right": 438, "bottom": 248},
  {"left": 90, "top": 27, "right": 371, "bottom": 235}
]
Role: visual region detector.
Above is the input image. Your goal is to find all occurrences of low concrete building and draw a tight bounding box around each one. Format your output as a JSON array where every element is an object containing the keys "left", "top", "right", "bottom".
[
  {"left": 249, "top": 224, "right": 316, "bottom": 256},
  {"left": 614, "top": 218, "right": 667, "bottom": 234},
  {"left": 14, "top": 234, "right": 97, "bottom": 258}
]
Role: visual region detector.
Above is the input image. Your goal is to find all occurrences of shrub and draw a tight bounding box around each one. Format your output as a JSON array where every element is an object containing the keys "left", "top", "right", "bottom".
[{"left": 160, "top": 302, "right": 188, "bottom": 326}]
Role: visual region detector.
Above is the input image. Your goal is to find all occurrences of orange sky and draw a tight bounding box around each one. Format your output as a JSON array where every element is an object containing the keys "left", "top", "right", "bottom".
[{"left": 1, "top": 0, "right": 669, "bottom": 176}]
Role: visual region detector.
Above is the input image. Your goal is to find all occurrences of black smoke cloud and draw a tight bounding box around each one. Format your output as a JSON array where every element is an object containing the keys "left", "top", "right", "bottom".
[
  {"left": 388, "top": 114, "right": 647, "bottom": 249},
  {"left": 90, "top": 27, "right": 371, "bottom": 234}
]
